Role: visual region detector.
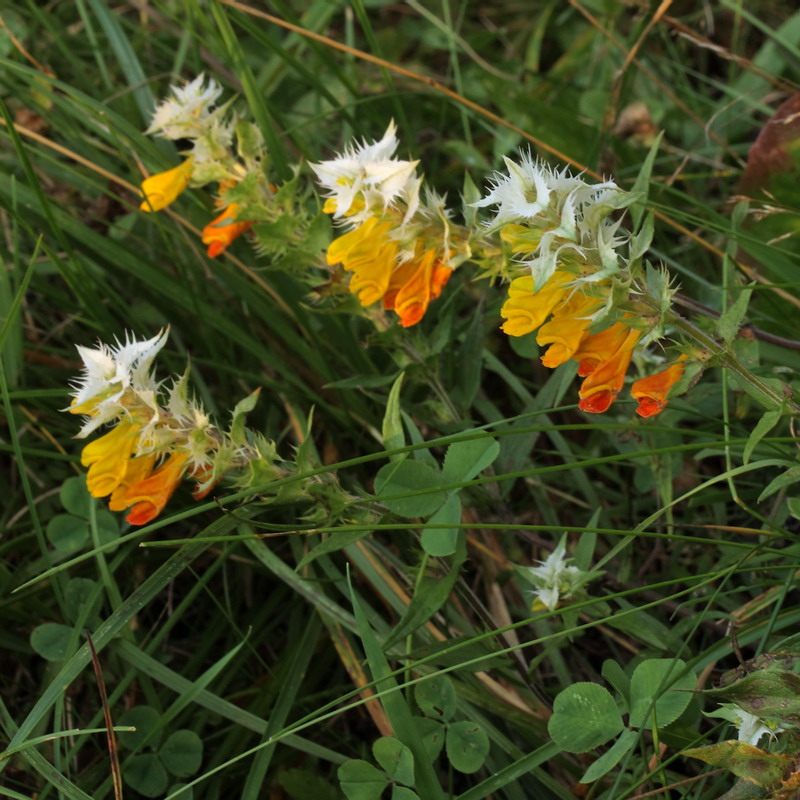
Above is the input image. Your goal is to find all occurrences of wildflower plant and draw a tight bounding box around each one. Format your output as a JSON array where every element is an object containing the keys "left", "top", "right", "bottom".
[
  {"left": 311, "top": 122, "right": 471, "bottom": 328},
  {"left": 66, "top": 330, "right": 288, "bottom": 525},
  {"left": 478, "top": 154, "right": 689, "bottom": 416},
  {"left": 139, "top": 75, "right": 320, "bottom": 265}
]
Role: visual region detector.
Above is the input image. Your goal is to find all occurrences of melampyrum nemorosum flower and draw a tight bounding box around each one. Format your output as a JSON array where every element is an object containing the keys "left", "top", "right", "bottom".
[
  {"left": 514, "top": 535, "right": 603, "bottom": 612},
  {"left": 478, "top": 152, "right": 688, "bottom": 416},
  {"left": 66, "top": 330, "right": 287, "bottom": 525},
  {"left": 138, "top": 75, "right": 265, "bottom": 256},
  {"left": 312, "top": 122, "right": 470, "bottom": 327}
]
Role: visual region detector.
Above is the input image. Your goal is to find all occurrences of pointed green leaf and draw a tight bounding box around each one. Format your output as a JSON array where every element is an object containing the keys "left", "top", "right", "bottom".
[
  {"left": 442, "top": 435, "right": 499, "bottom": 485},
  {"left": 744, "top": 410, "right": 782, "bottom": 465},
  {"left": 580, "top": 729, "right": 639, "bottom": 784},
  {"left": 683, "top": 741, "right": 789, "bottom": 787},
  {"left": 382, "top": 373, "right": 406, "bottom": 461}
]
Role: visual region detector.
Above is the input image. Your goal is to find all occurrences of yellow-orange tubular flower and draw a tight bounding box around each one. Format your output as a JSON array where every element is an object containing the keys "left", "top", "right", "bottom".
[
  {"left": 576, "top": 325, "right": 641, "bottom": 414},
  {"left": 201, "top": 203, "right": 255, "bottom": 258},
  {"left": 120, "top": 451, "right": 190, "bottom": 526},
  {"left": 139, "top": 158, "right": 194, "bottom": 212},
  {"left": 631, "top": 356, "right": 686, "bottom": 418},
  {"left": 80, "top": 421, "right": 142, "bottom": 498},
  {"left": 326, "top": 216, "right": 451, "bottom": 327}
]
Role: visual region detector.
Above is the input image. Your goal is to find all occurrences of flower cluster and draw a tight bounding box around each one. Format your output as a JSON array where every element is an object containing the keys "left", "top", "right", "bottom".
[
  {"left": 311, "top": 123, "right": 468, "bottom": 327},
  {"left": 517, "top": 536, "right": 602, "bottom": 612},
  {"left": 478, "top": 154, "right": 686, "bottom": 416},
  {"left": 67, "top": 330, "right": 280, "bottom": 525},
  {"left": 139, "top": 74, "right": 261, "bottom": 258}
]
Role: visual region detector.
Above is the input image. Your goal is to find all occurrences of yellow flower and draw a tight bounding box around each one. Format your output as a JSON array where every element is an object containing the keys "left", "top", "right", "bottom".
[
  {"left": 327, "top": 217, "right": 397, "bottom": 307},
  {"left": 327, "top": 216, "right": 451, "bottom": 327},
  {"left": 536, "top": 290, "right": 602, "bottom": 368},
  {"left": 80, "top": 421, "right": 142, "bottom": 498},
  {"left": 201, "top": 203, "right": 254, "bottom": 258},
  {"left": 120, "top": 451, "right": 190, "bottom": 526},
  {"left": 499, "top": 273, "right": 570, "bottom": 337},
  {"left": 139, "top": 158, "right": 194, "bottom": 212},
  {"left": 108, "top": 454, "right": 158, "bottom": 512}
]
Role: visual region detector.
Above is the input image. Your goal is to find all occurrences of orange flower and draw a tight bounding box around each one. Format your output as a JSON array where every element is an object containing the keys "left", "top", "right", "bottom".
[
  {"left": 382, "top": 249, "right": 452, "bottom": 328},
  {"left": 80, "top": 421, "right": 141, "bottom": 498},
  {"left": 201, "top": 203, "right": 255, "bottom": 258},
  {"left": 120, "top": 452, "right": 190, "bottom": 526},
  {"left": 631, "top": 357, "right": 686, "bottom": 418},
  {"left": 108, "top": 454, "right": 158, "bottom": 512},
  {"left": 326, "top": 216, "right": 450, "bottom": 326},
  {"left": 139, "top": 159, "right": 194, "bottom": 212},
  {"left": 576, "top": 326, "right": 641, "bottom": 414}
]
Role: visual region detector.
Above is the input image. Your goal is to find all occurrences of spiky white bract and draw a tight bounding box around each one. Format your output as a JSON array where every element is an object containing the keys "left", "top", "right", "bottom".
[
  {"left": 70, "top": 330, "right": 169, "bottom": 436},
  {"left": 310, "top": 121, "right": 420, "bottom": 226},
  {"left": 524, "top": 537, "right": 586, "bottom": 612},
  {"left": 146, "top": 74, "right": 224, "bottom": 140}
]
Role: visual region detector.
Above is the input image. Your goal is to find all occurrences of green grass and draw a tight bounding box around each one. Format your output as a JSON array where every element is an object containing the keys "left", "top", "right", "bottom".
[{"left": 2, "top": 2, "right": 800, "bottom": 799}]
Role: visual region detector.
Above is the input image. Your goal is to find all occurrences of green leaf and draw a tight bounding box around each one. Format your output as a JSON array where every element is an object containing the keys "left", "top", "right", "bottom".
[
  {"left": 60, "top": 475, "right": 91, "bottom": 517},
  {"left": 373, "top": 737, "right": 415, "bottom": 787},
  {"left": 30, "top": 623, "right": 74, "bottom": 662},
  {"left": 167, "top": 784, "right": 192, "bottom": 800},
  {"left": 392, "top": 788, "right": 421, "bottom": 800},
  {"left": 159, "top": 729, "right": 203, "bottom": 778},
  {"left": 630, "top": 131, "right": 664, "bottom": 229},
  {"left": 124, "top": 753, "right": 169, "bottom": 798},
  {"left": 601, "top": 660, "right": 631, "bottom": 711},
  {"left": 412, "top": 717, "right": 445, "bottom": 762},
  {"left": 548, "top": 683, "right": 624, "bottom": 753},
  {"left": 454, "top": 309, "right": 484, "bottom": 410},
  {"left": 279, "top": 768, "right": 340, "bottom": 800},
  {"left": 95, "top": 509, "right": 120, "bottom": 553},
  {"left": 415, "top": 676, "right": 457, "bottom": 722},
  {"left": 445, "top": 721, "right": 490, "bottom": 774},
  {"left": 384, "top": 535, "right": 466, "bottom": 650},
  {"left": 442, "top": 435, "right": 500, "bottom": 485},
  {"left": 420, "top": 494, "right": 461, "bottom": 557},
  {"left": 382, "top": 373, "right": 406, "bottom": 461},
  {"left": 338, "top": 759, "right": 388, "bottom": 800},
  {"left": 118, "top": 706, "right": 163, "bottom": 750},
  {"left": 64, "top": 578, "right": 101, "bottom": 626},
  {"left": 705, "top": 669, "right": 800, "bottom": 726},
  {"left": 683, "top": 741, "right": 790, "bottom": 787},
  {"left": 628, "top": 659, "right": 695, "bottom": 729},
  {"left": 373, "top": 460, "right": 447, "bottom": 518},
  {"left": 716, "top": 284, "right": 754, "bottom": 345},
  {"left": 296, "top": 531, "right": 371, "bottom": 570},
  {"left": 788, "top": 497, "right": 800, "bottom": 519},
  {"left": 580, "top": 729, "right": 639, "bottom": 783},
  {"left": 46, "top": 514, "right": 88, "bottom": 553},
  {"left": 744, "top": 410, "right": 782, "bottom": 466},
  {"left": 230, "top": 388, "right": 262, "bottom": 446},
  {"left": 759, "top": 465, "right": 800, "bottom": 502}
]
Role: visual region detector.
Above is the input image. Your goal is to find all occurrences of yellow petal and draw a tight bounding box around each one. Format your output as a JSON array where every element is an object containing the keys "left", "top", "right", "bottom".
[{"left": 139, "top": 158, "right": 194, "bottom": 212}]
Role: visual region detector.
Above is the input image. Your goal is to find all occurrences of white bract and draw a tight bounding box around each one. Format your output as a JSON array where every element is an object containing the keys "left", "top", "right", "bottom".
[
  {"left": 524, "top": 537, "right": 586, "bottom": 611},
  {"left": 146, "top": 74, "right": 225, "bottom": 140},
  {"left": 69, "top": 330, "right": 169, "bottom": 436},
  {"left": 310, "top": 121, "right": 420, "bottom": 226},
  {"left": 707, "top": 704, "right": 786, "bottom": 747}
]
